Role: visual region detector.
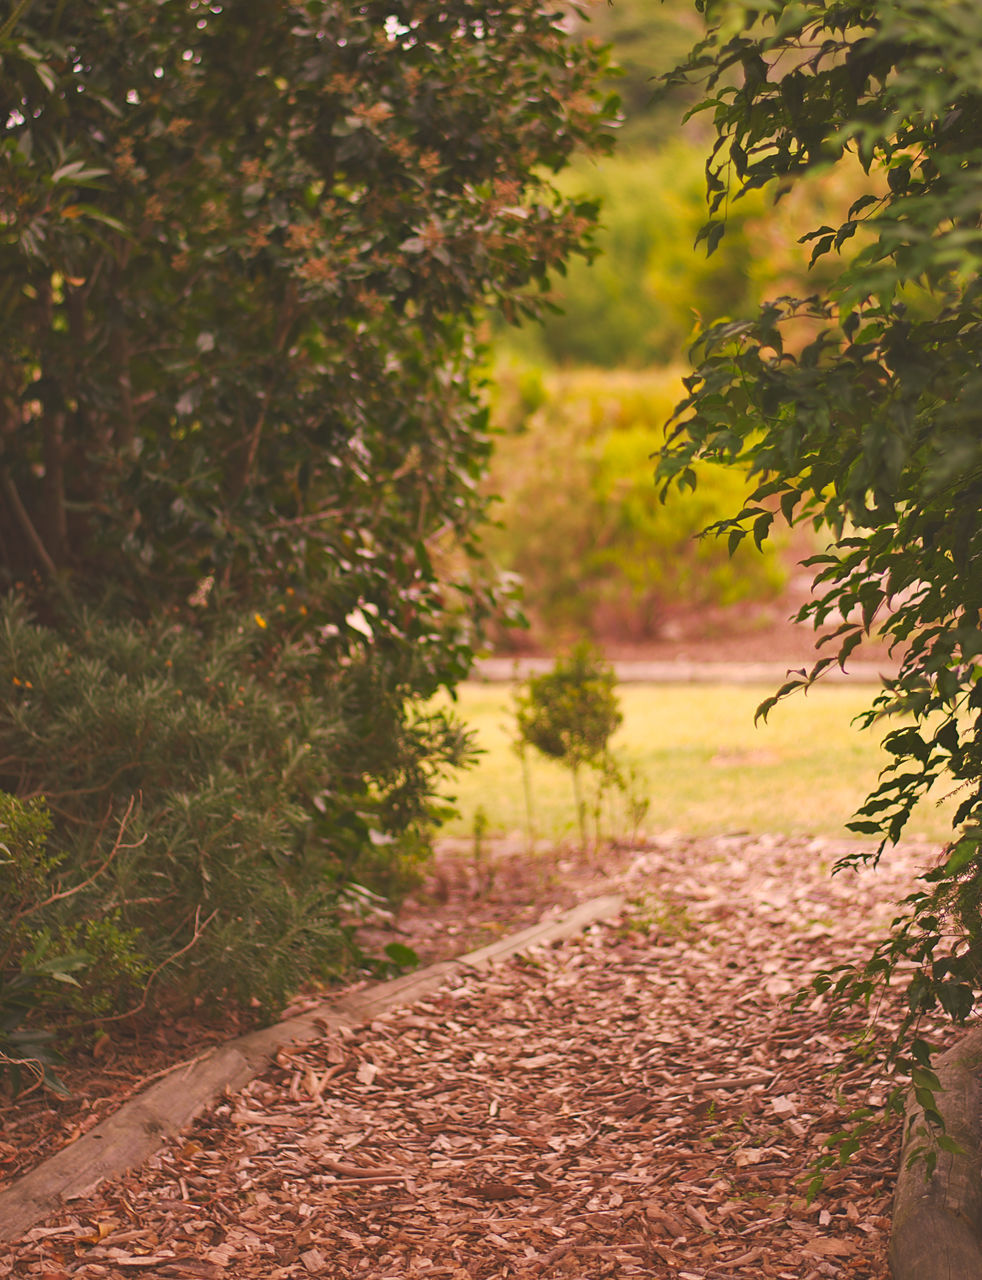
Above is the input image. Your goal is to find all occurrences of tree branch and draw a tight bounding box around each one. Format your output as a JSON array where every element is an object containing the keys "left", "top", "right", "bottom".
[
  {"left": 68, "top": 903, "right": 219, "bottom": 1029},
  {"left": 0, "top": 467, "right": 57, "bottom": 578},
  {"left": 230, "top": 287, "right": 300, "bottom": 499},
  {"left": 0, "top": 797, "right": 145, "bottom": 971}
]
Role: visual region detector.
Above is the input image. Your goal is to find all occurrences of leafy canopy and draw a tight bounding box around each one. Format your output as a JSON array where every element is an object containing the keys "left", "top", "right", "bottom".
[
  {"left": 0, "top": 0, "right": 614, "bottom": 656},
  {"left": 659, "top": 0, "right": 982, "bottom": 1041}
]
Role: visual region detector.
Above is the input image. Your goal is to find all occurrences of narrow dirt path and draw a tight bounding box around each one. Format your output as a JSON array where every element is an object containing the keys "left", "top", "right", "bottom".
[{"left": 4, "top": 835, "right": 944, "bottom": 1279}]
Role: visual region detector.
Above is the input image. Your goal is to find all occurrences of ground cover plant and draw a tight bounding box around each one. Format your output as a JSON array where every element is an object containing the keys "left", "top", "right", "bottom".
[
  {"left": 0, "top": 601, "right": 473, "bottom": 1019},
  {"left": 0, "top": 0, "right": 615, "bottom": 1086}
]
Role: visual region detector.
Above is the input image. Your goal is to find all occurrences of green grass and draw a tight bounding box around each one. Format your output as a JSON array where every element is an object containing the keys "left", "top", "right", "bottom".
[{"left": 436, "top": 682, "right": 958, "bottom": 847}]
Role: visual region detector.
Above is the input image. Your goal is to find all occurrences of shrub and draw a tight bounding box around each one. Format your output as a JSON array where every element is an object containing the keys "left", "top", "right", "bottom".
[
  {"left": 0, "top": 599, "right": 474, "bottom": 1017},
  {"left": 0, "top": 793, "right": 87, "bottom": 1095},
  {"left": 485, "top": 364, "right": 787, "bottom": 644},
  {"left": 0, "top": 2, "right": 612, "bottom": 1043},
  {"left": 515, "top": 644, "right": 623, "bottom": 846}
]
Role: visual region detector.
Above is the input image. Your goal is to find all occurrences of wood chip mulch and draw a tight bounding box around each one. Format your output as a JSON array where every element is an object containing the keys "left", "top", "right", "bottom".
[{"left": 3, "top": 832, "right": 953, "bottom": 1279}]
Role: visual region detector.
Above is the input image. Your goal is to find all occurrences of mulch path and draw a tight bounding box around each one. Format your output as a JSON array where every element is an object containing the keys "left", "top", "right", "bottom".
[
  {"left": 2, "top": 831, "right": 950, "bottom": 1279},
  {"left": 0, "top": 842, "right": 621, "bottom": 1191}
]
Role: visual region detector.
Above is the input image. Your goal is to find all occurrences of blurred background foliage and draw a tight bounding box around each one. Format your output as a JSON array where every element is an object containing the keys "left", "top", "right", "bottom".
[
  {"left": 484, "top": 362, "right": 787, "bottom": 644},
  {"left": 481, "top": 0, "right": 874, "bottom": 650}
]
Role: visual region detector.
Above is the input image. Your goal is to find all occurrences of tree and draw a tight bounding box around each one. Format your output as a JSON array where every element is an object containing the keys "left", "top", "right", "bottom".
[
  {"left": 659, "top": 0, "right": 982, "bottom": 1069},
  {"left": 0, "top": 1, "right": 613, "bottom": 631},
  {"left": 0, "top": 0, "right": 616, "bottom": 1022}
]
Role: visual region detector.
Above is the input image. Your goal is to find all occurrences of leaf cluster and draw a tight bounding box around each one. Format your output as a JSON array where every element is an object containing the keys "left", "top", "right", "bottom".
[
  {"left": 0, "top": 792, "right": 93, "bottom": 1096},
  {"left": 658, "top": 0, "right": 982, "bottom": 1165},
  {"left": 0, "top": 0, "right": 614, "bottom": 669}
]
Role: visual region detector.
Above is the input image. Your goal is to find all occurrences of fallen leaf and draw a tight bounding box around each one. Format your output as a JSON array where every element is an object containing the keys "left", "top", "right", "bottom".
[
  {"left": 356, "top": 1060, "right": 378, "bottom": 1086},
  {"left": 75, "top": 1220, "right": 119, "bottom": 1247},
  {"left": 803, "top": 1237, "right": 857, "bottom": 1258}
]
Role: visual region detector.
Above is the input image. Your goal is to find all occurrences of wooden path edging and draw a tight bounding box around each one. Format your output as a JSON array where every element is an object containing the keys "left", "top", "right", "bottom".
[
  {"left": 0, "top": 894, "right": 624, "bottom": 1243},
  {"left": 890, "top": 1026, "right": 982, "bottom": 1279}
]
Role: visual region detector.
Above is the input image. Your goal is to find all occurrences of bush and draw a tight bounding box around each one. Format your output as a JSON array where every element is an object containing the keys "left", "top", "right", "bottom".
[
  {"left": 516, "top": 643, "right": 622, "bottom": 771},
  {"left": 485, "top": 363, "right": 787, "bottom": 645},
  {"left": 0, "top": 3, "right": 612, "bottom": 1046},
  {"left": 0, "top": 599, "right": 474, "bottom": 1017},
  {"left": 515, "top": 644, "right": 623, "bottom": 847},
  {"left": 0, "top": 793, "right": 86, "bottom": 1095}
]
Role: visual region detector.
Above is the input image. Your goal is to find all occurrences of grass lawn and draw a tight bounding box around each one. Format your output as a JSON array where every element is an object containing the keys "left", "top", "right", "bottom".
[{"left": 436, "top": 681, "right": 957, "bottom": 848}]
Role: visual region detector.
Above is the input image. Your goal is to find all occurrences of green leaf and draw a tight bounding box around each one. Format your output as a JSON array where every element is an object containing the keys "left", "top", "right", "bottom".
[
  {"left": 383, "top": 942, "right": 419, "bottom": 969},
  {"left": 50, "top": 160, "right": 110, "bottom": 185},
  {"left": 944, "top": 839, "right": 980, "bottom": 876}
]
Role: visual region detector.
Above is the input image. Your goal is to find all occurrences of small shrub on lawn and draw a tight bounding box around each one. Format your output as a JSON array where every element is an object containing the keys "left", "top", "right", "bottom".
[{"left": 515, "top": 644, "right": 623, "bottom": 847}]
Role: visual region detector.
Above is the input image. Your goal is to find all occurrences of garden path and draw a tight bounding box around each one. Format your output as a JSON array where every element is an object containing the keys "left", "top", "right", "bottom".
[{"left": 3, "top": 832, "right": 943, "bottom": 1280}]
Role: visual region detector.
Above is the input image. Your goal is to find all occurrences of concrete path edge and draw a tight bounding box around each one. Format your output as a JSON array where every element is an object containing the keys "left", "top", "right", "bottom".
[
  {"left": 890, "top": 1026, "right": 982, "bottom": 1279},
  {"left": 0, "top": 894, "right": 624, "bottom": 1243}
]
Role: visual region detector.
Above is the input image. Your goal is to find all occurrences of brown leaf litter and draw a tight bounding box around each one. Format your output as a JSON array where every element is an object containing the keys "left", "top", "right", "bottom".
[{"left": 3, "top": 832, "right": 954, "bottom": 1279}]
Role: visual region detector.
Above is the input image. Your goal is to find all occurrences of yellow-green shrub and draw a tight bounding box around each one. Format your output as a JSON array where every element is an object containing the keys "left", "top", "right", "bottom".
[{"left": 485, "top": 364, "right": 786, "bottom": 642}]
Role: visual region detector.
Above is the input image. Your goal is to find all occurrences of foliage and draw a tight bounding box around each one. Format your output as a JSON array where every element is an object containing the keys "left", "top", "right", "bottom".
[
  {"left": 494, "top": 142, "right": 872, "bottom": 369},
  {"left": 514, "top": 148, "right": 769, "bottom": 366},
  {"left": 658, "top": 0, "right": 982, "bottom": 1085},
  {"left": 516, "top": 644, "right": 622, "bottom": 769},
  {"left": 0, "top": 598, "right": 475, "bottom": 1016},
  {"left": 566, "top": 0, "right": 707, "bottom": 148},
  {"left": 0, "top": 2, "right": 613, "bottom": 1025},
  {"left": 1, "top": 0, "right": 612, "bottom": 630},
  {"left": 487, "top": 363, "right": 786, "bottom": 644},
  {"left": 0, "top": 792, "right": 87, "bottom": 1095},
  {"left": 515, "top": 644, "right": 622, "bottom": 846}
]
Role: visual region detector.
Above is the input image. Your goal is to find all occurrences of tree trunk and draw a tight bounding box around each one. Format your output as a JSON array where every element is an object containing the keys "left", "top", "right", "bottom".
[{"left": 890, "top": 1027, "right": 982, "bottom": 1279}]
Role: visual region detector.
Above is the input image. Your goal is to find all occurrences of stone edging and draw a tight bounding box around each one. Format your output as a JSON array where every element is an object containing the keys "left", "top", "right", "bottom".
[
  {"left": 890, "top": 1026, "right": 982, "bottom": 1279},
  {"left": 0, "top": 894, "right": 624, "bottom": 1243}
]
